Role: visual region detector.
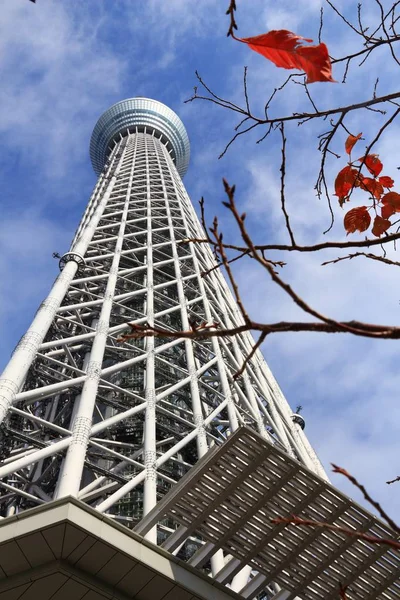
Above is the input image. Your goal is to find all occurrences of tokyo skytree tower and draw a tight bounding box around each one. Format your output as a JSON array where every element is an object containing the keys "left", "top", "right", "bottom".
[{"left": 0, "top": 98, "right": 326, "bottom": 535}]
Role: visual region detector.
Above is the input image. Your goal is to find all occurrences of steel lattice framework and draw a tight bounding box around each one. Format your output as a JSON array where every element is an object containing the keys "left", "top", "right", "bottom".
[{"left": 0, "top": 99, "right": 328, "bottom": 592}]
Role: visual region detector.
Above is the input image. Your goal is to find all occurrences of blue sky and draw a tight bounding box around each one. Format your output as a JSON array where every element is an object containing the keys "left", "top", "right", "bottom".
[{"left": 1, "top": 0, "right": 399, "bottom": 519}]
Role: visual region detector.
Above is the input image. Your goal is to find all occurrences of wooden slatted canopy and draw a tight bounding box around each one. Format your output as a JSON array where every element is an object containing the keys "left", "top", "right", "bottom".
[{"left": 135, "top": 427, "right": 400, "bottom": 600}]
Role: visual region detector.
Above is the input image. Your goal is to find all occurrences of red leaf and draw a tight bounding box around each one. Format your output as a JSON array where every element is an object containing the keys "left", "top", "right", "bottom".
[
  {"left": 381, "top": 191, "right": 400, "bottom": 212},
  {"left": 239, "top": 30, "right": 335, "bottom": 83},
  {"left": 371, "top": 215, "right": 391, "bottom": 237},
  {"left": 335, "top": 166, "right": 360, "bottom": 206},
  {"left": 339, "top": 584, "right": 349, "bottom": 600},
  {"left": 344, "top": 206, "right": 371, "bottom": 234},
  {"left": 378, "top": 175, "right": 394, "bottom": 188},
  {"left": 345, "top": 133, "right": 362, "bottom": 155},
  {"left": 359, "top": 177, "right": 383, "bottom": 199},
  {"left": 381, "top": 204, "right": 396, "bottom": 219},
  {"left": 358, "top": 154, "right": 383, "bottom": 177}
]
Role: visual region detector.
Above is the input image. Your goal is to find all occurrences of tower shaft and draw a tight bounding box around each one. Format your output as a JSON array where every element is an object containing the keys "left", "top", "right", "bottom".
[
  {"left": 0, "top": 99, "right": 397, "bottom": 600},
  {"left": 0, "top": 127, "right": 325, "bottom": 528}
]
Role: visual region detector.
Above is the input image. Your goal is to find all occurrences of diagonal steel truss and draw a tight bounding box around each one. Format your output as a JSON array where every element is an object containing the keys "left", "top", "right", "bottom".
[{"left": 0, "top": 107, "right": 327, "bottom": 569}]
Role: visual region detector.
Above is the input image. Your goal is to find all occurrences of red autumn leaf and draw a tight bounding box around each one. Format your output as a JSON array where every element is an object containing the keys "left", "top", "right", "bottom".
[
  {"left": 239, "top": 30, "right": 335, "bottom": 83},
  {"left": 358, "top": 154, "right": 383, "bottom": 177},
  {"left": 359, "top": 177, "right": 383, "bottom": 199},
  {"left": 371, "top": 215, "right": 391, "bottom": 237},
  {"left": 335, "top": 166, "right": 360, "bottom": 206},
  {"left": 345, "top": 133, "right": 362, "bottom": 155},
  {"left": 381, "top": 191, "right": 400, "bottom": 212},
  {"left": 378, "top": 175, "right": 394, "bottom": 188},
  {"left": 381, "top": 203, "right": 396, "bottom": 219},
  {"left": 344, "top": 206, "right": 371, "bottom": 234}
]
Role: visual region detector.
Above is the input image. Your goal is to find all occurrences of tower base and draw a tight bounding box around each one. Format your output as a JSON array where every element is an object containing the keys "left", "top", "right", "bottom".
[{"left": 0, "top": 498, "right": 239, "bottom": 600}]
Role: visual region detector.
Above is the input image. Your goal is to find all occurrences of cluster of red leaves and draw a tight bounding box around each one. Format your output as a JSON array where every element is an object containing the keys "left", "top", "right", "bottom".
[
  {"left": 234, "top": 30, "right": 335, "bottom": 83},
  {"left": 335, "top": 134, "right": 398, "bottom": 237}
]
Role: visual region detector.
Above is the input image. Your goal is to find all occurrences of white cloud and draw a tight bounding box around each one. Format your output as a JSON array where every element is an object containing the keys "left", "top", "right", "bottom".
[
  {"left": 0, "top": 0, "right": 126, "bottom": 178},
  {"left": 0, "top": 209, "right": 70, "bottom": 363},
  {"left": 260, "top": 1, "right": 323, "bottom": 33}
]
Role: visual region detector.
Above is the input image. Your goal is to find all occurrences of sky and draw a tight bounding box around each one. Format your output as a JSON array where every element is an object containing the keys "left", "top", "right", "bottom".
[{"left": 0, "top": 0, "right": 399, "bottom": 521}]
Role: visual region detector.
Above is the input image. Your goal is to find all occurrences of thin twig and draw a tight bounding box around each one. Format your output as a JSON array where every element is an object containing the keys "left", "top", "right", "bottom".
[
  {"left": 316, "top": 113, "right": 345, "bottom": 232},
  {"left": 180, "top": 230, "right": 400, "bottom": 254},
  {"left": 387, "top": 475, "right": 400, "bottom": 485},
  {"left": 322, "top": 252, "right": 400, "bottom": 267},
  {"left": 187, "top": 77, "right": 400, "bottom": 128},
  {"left": 233, "top": 332, "right": 266, "bottom": 380},
  {"left": 279, "top": 123, "right": 296, "bottom": 245},
  {"left": 226, "top": 0, "right": 237, "bottom": 38},
  {"left": 332, "top": 464, "right": 400, "bottom": 534},
  {"left": 318, "top": 6, "right": 324, "bottom": 44},
  {"left": 210, "top": 210, "right": 251, "bottom": 325},
  {"left": 243, "top": 66, "right": 250, "bottom": 114},
  {"left": 326, "top": 0, "right": 366, "bottom": 37},
  {"left": 272, "top": 515, "right": 400, "bottom": 551}
]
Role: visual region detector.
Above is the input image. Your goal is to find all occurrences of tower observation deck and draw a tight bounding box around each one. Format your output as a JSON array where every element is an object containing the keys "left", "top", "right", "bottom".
[
  {"left": 0, "top": 99, "right": 398, "bottom": 600},
  {"left": 90, "top": 97, "right": 190, "bottom": 178}
]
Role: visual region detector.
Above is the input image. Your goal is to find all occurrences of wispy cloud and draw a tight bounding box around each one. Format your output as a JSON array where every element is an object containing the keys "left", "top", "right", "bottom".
[
  {"left": 0, "top": 210, "right": 69, "bottom": 361},
  {"left": 0, "top": 1, "right": 126, "bottom": 180}
]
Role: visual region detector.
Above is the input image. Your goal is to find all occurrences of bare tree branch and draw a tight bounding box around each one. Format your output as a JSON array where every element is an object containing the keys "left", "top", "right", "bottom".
[
  {"left": 186, "top": 76, "right": 400, "bottom": 128},
  {"left": 272, "top": 515, "right": 400, "bottom": 551},
  {"left": 278, "top": 123, "right": 296, "bottom": 244},
  {"left": 180, "top": 231, "right": 400, "bottom": 254},
  {"left": 226, "top": 0, "right": 237, "bottom": 38},
  {"left": 331, "top": 464, "right": 400, "bottom": 534},
  {"left": 321, "top": 252, "right": 400, "bottom": 267},
  {"left": 387, "top": 475, "right": 400, "bottom": 485}
]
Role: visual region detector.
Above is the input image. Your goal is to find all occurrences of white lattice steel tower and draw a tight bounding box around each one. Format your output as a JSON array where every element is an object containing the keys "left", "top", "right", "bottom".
[
  {"left": 0, "top": 99, "right": 398, "bottom": 600},
  {"left": 0, "top": 97, "right": 325, "bottom": 570},
  {"left": 0, "top": 97, "right": 326, "bottom": 517}
]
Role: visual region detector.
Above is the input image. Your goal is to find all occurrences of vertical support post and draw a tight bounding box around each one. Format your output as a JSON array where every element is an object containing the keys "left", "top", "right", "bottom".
[
  {"left": 164, "top": 147, "right": 240, "bottom": 432},
  {"left": 143, "top": 136, "right": 157, "bottom": 543},
  {"left": 56, "top": 138, "right": 130, "bottom": 498}
]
